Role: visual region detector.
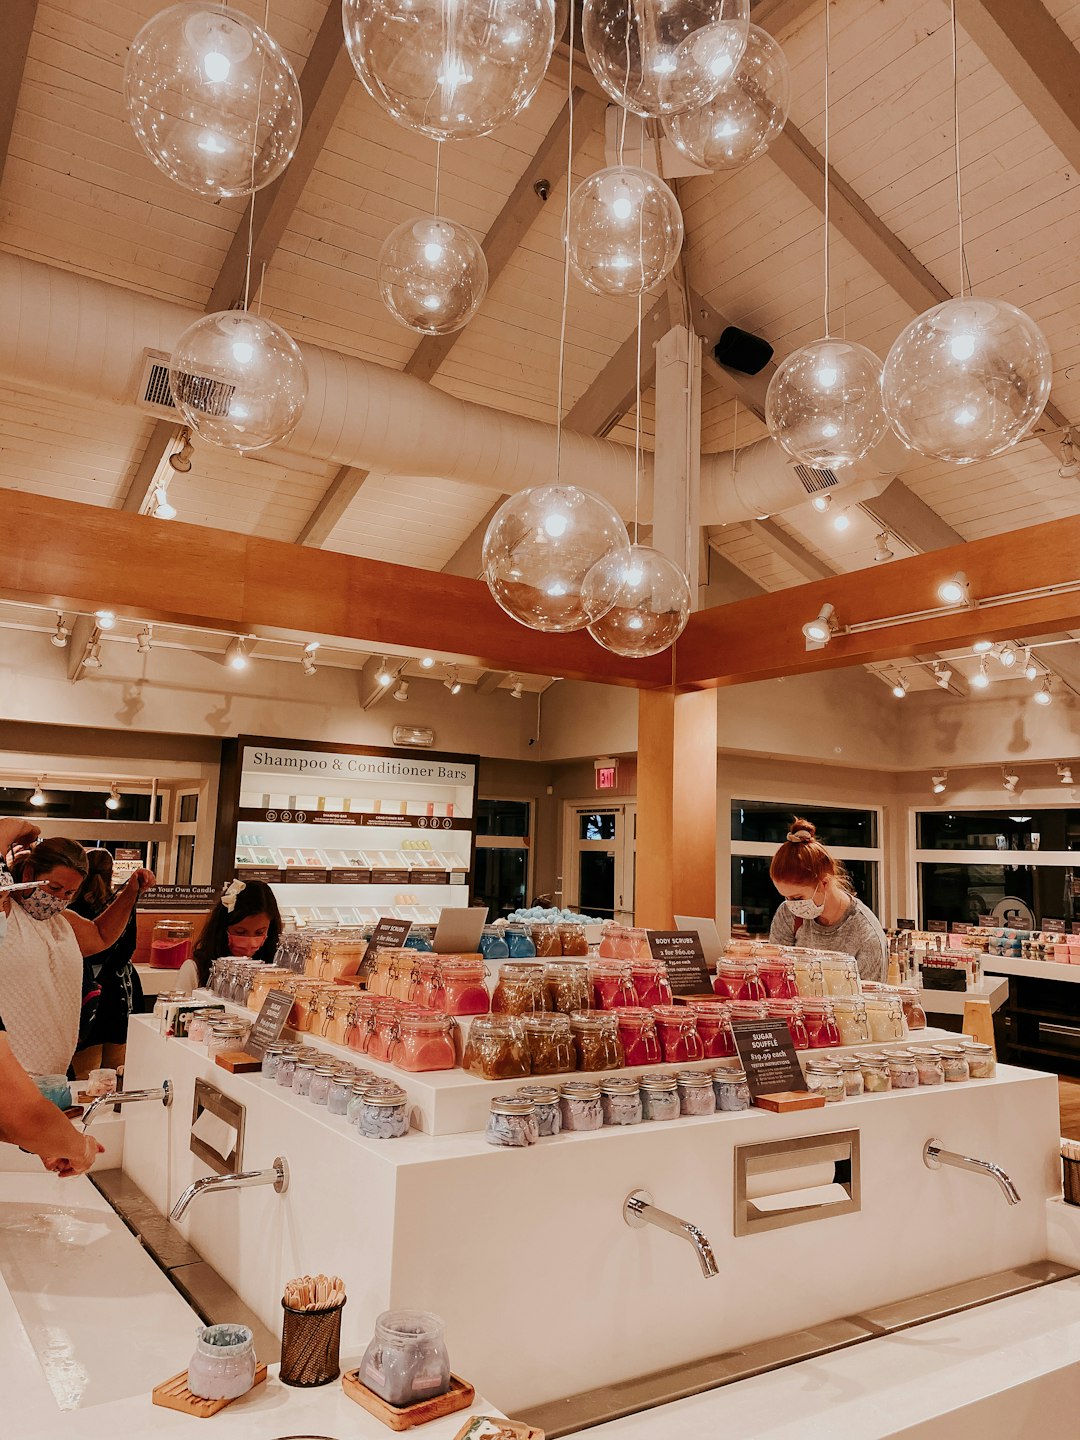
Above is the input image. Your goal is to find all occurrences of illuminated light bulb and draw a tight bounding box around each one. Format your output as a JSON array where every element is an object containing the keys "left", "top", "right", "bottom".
[
  {"left": 197, "top": 131, "right": 227, "bottom": 154},
  {"left": 821, "top": 422, "right": 839, "bottom": 439},
  {"left": 423, "top": 241, "right": 444, "bottom": 263},
  {"left": 1033, "top": 678, "right": 1053, "bottom": 706},
  {"left": 937, "top": 572, "right": 969, "bottom": 606},
  {"left": 420, "top": 656, "right": 435, "bottom": 668},
  {"left": 816, "top": 364, "right": 839, "bottom": 389},
  {"left": 950, "top": 333, "right": 976, "bottom": 360},
  {"left": 1024, "top": 649, "right": 1038, "bottom": 682},
  {"left": 932, "top": 772, "right": 947, "bottom": 794},
  {"left": 95, "top": 610, "right": 116, "bottom": 629},
  {"left": 379, "top": 217, "right": 487, "bottom": 335},
  {"left": 582, "top": 544, "right": 692, "bottom": 657},
  {"left": 423, "top": 295, "right": 442, "bottom": 310},
  {"left": 543, "top": 512, "right": 568, "bottom": 538},
  {"left": 833, "top": 509, "right": 851, "bottom": 532},
  {"left": 954, "top": 407, "right": 976, "bottom": 426},
  {"left": 568, "top": 166, "right": 683, "bottom": 298},
  {"left": 203, "top": 49, "right": 230, "bottom": 81},
  {"left": 232, "top": 339, "right": 255, "bottom": 364},
  {"left": 998, "top": 641, "right": 1017, "bottom": 669},
  {"left": 801, "top": 603, "right": 836, "bottom": 646},
  {"left": 973, "top": 639, "right": 993, "bottom": 653},
  {"left": 225, "top": 636, "right": 249, "bottom": 671},
  {"left": 766, "top": 339, "right": 888, "bottom": 468},
  {"left": 665, "top": 24, "right": 790, "bottom": 170},
  {"left": 376, "top": 659, "right": 393, "bottom": 686},
  {"left": 611, "top": 195, "right": 633, "bottom": 220},
  {"left": 892, "top": 674, "right": 908, "bottom": 699},
  {"left": 811, "top": 493, "right": 832, "bottom": 514},
  {"left": 546, "top": 581, "right": 568, "bottom": 597},
  {"left": 105, "top": 785, "right": 120, "bottom": 811},
  {"left": 971, "top": 657, "right": 990, "bottom": 689},
  {"left": 30, "top": 781, "right": 45, "bottom": 807}
]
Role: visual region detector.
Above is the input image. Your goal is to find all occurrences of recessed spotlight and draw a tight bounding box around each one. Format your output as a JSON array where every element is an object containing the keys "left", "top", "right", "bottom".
[
  {"left": 1034, "top": 677, "right": 1053, "bottom": 706},
  {"left": 393, "top": 680, "right": 410, "bottom": 702},
  {"left": 971, "top": 656, "right": 990, "bottom": 689},
  {"left": 932, "top": 771, "right": 947, "bottom": 794},
  {"left": 225, "top": 636, "right": 249, "bottom": 671},
  {"left": 29, "top": 779, "right": 45, "bottom": 807},
  {"left": 105, "top": 783, "right": 120, "bottom": 811},
  {"left": 95, "top": 609, "right": 116, "bottom": 630},
  {"left": 937, "top": 572, "right": 970, "bottom": 606},
  {"left": 50, "top": 614, "right": 69, "bottom": 648},
  {"left": 801, "top": 602, "right": 837, "bottom": 647},
  {"left": 136, "top": 624, "right": 153, "bottom": 654},
  {"left": 891, "top": 673, "right": 909, "bottom": 699},
  {"left": 811, "top": 493, "right": 832, "bottom": 513}
]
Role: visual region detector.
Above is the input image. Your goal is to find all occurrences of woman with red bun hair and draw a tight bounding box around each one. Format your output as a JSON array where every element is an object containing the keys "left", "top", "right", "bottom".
[{"left": 768, "top": 817, "right": 887, "bottom": 982}]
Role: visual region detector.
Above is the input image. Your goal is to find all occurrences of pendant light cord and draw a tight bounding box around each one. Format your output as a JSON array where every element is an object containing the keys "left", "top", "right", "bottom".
[
  {"left": 554, "top": 18, "right": 576, "bottom": 484},
  {"left": 242, "top": 0, "right": 272, "bottom": 312},
  {"left": 822, "top": 0, "right": 831, "bottom": 337},
  {"left": 433, "top": 139, "right": 442, "bottom": 218},
  {"left": 633, "top": 291, "right": 642, "bottom": 544},
  {"left": 951, "top": 0, "right": 966, "bottom": 298}
]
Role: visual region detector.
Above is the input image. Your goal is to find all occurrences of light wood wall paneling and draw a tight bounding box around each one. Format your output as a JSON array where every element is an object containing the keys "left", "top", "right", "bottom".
[{"left": 0, "top": 0, "right": 38, "bottom": 188}]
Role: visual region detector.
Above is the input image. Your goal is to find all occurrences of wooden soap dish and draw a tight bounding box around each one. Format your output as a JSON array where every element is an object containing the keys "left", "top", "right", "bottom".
[
  {"left": 342, "top": 1370, "right": 475, "bottom": 1431},
  {"left": 152, "top": 1363, "right": 268, "bottom": 1417}
]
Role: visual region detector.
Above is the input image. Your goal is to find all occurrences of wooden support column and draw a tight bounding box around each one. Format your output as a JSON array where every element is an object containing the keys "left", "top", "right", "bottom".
[
  {"left": 636, "top": 688, "right": 718, "bottom": 928},
  {"left": 651, "top": 325, "right": 702, "bottom": 596}
]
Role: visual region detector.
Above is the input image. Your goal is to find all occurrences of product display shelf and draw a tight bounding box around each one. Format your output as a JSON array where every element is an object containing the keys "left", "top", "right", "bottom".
[
  {"left": 123, "top": 1016, "right": 1061, "bottom": 1416},
  {"left": 982, "top": 956, "right": 1080, "bottom": 1077}
]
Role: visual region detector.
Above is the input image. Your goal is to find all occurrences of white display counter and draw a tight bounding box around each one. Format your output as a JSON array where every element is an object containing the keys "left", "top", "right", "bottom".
[{"left": 122, "top": 1015, "right": 1061, "bottom": 1414}]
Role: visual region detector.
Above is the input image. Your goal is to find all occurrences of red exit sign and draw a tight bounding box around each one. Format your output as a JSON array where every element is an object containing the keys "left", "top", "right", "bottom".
[{"left": 596, "top": 764, "right": 618, "bottom": 790}]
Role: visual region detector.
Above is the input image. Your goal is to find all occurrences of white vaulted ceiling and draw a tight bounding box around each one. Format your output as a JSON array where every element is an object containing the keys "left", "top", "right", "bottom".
[{"left": 0, "top": 0, "right": 1077, "bottom": 583}]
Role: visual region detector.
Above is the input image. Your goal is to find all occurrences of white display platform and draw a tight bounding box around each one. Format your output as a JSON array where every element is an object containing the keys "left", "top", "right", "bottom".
[
  {"left": 984, "top": 956, "right": 1080, "bottom": 984},
  {"left": 136, "top": 965, "right": 189, "bottom": 997},
  {"left": 123, "top": 1015, "right": 1061, "bottom": 1414},
  {"left": 920, "top": 975, "right": 1009, "bottom": 1017}
]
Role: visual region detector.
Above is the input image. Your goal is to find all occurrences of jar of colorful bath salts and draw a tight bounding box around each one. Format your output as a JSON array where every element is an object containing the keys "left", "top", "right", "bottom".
[
  {"left": 559, "top": 1079, "right": 604, "bottom": 1132},
  {"left": 543, "top": 962, "right": 591, "bottom": 1015},
  {"left": 479, "top": 925, "right": 509, "bottom": 962},
  {"left": 275, "top": 1048, "right": 299, "bottom": 1087},
  {"left": 517, "top": 1084, "right": 562, "bottom": 1137},
  {"left": 347, "top": 1080, "right": 374, "bottom": 1126},
  {"left": 885, "top": 1051, "right": 918, "bottom": 1090},
  {"left": 309, "top": 1063, "right": 336, "bottom": 1106},
  {"left": 961, "top": 1041, "right": 996, "bottom": 1079},
  {"left": 328, "top": 1072, "right": 355, "bottom": 1116},
  {"left": 912, "top": 1048, "right": 945, "bottom": 1086},
  {"left": 831, "top": 997, "right": 871, "bottom": 1047},
  {"left": 260, "top": 1042, "right": 285, "bottom": 1080},
  {"left": 805, "top": 1059, "right": 845, "bottom": 1103},
  {"left": 358, "top": 1084, "right": 410, "bottom": 1140},
  {"left": 505, "top": 924, "right": 536, "bottom": 959},
  {"left": 485, "top": 1096, "right": 537, "bottom": 1148},
  {"left": 712, "top": 1066, "right": 751, "bottom": 1112},
  {"left": 858, "top": 1052, "right": 891, "bottom": 1093},
  {"left": 292, "top": 1059, "right": 316, "bottom": 1097},
  {"left": 601, "top": 1078, "right": 644, "bottom": 1126},
  {"left": 675, "top": 1070, "right": 716, "bottom": 1116},
  {"left": 937, "top": 1044, "right": 970, "bottom": 1083},
  {"left": 638, "top": 1072, "right": 680, "bottom": 1122},
  {"left": 836, "top": 1057, "right": 864, "bottom": 1096}
]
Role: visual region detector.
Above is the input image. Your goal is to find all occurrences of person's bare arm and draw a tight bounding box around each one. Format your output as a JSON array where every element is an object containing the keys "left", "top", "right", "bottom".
[
  {"left": 66, "top": 869, "right": 156, "bottom": 957},
  {"left": 0, "top": 1036, "right": 103, "bottom": 1176},
  {"left": 0, "top": 818, "right": 39, "bottom": 859}
]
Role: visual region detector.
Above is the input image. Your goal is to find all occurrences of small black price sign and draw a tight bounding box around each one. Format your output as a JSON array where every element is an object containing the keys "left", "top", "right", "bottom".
[
  {"left": 646, "top": 930, "right": 712, "bottom": 996},
  {"left": 1044, "top": 918, "right": 1066, "bottom": 933},
  {"left": 928, "top": 919, "right": 949, "bottom": 933},
  {"left": 896, "top": 917, "right": 916, "bottom": 931},
  {"left": 731, "top": 1020, "right": 806, "bottom": 1099},
  {"left": 920, "top": 965, "right": 968, "bottom": 993},
  {"left": 246, "top": 990, "right": 294, "bottom": 1058},
  {"left": 367, "top": 918, "right": 413, "bottom": 953}
]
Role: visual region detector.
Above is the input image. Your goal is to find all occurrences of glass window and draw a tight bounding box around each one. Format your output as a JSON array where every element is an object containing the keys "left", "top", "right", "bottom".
[
  {"left": 0, "top": 786, "right": 155, "bottom": 820},
  {"left": 731, "top": 856, "right": 880, "bottom": 935},
  {"left": 179, "top": 793, "right": 199, "bottom": 823},
  {"left": 917, "top": 809, "right": 1080, "bottom": 852},
  {"left": 579, "top": 812, "right": 617, "bottom": 841},
  {"left": 476, "top": 799, "right": 531, "bottom": 838},
  {"left": 918, "top": 861, "right": 1080, "bottom": 928},
  {"left": 579, "top": 850, "right": 616, "bottom": 919},
  {"left": 474, "top": 847, "right": 528, "bottom": 919},
  {"left": 175, "top": 835, "right": 195, "bottom": 886},
  {"left": 731, "top": 801, "right": 878, "bottom": 848}
]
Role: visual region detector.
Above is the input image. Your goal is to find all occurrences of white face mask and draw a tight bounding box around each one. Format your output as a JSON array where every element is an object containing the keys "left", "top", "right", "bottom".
[{"left": 787, "top": 886, "right": 826, "bottom": 921}]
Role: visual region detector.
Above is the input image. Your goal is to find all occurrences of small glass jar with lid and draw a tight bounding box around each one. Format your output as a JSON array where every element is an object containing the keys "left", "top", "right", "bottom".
[
  {"left": 757, "top": 957, "right": 799, "bottom": 1000},
  {"left": 601, "top": 1077, "right": 643, "bottom": 1126},
  {"left": 543, "top": 961, "right": 591, "bottom": 1015},
  {"left": 629, "top": 959, "right": 673, "bottom": 1008},
  {"left": 885, "top": 1050, "right": 918, "bottom": 1089},
  {"left": 187, "top": 1322, "right": 256, "bottom": 1402},
  {"left": 186, "top": 1009, "right": 219, "bottom": 1046},
  {"left": 461, "top": 1014, "right": 530, "bottom": 1080},
  {"left": 652, "top": 1006, "right": 704, "bottom": 1064},
  {"left": 615, "top": 1008, "right": 662, "bottom": 1067},
  {"left": 389, "top": 1013, "right": 457, "bottom": 1073},
  {"left": 836, "top": 1057, "right": 864, "bottom": 1096},
  {"left": 558, "top": 922, "right": 589, "bottom": 957},
  {"left": 150, "top": 916, "right": 195, "bottom": 969},
  {"left": 260, "top": 1042, "right": 286, "bottom": 1079},
  {"left": 765, "top": 998, "right": 810, "bottom": 1051},
  {"left": 530, "top": 922, "right": 562, "bottom": 958},
  {"left": 521, "top": 1013, "right": 575, "bottom": 1075},
  {"left": 430, "top": 958, "right": 490, "bottom": 1016},
  {"left": 832, "top": 996, "right": 871, "bottom": 1046},
  {"left": 896, "top": 986, "right": 927, "bottom": 1031},
  {"left": 686, "top": 999, "right": 738, "bottom": 1058},
  {"left": 864, "top": 992, "right": 906, "bottom": 1043},
  {"left": 805, "top": 1059, "right": 845, "bottom": 1103},
  {"left": 357, "top": 1311, "right": 450, "bottom": 1408},
  {"left": 937, "top": 1044, "right": 970, "bottom": 1083},
  {"left": 292, "top": 1059, "right": 316, "bottom": 1097},
  {"left": 559, "top": 1079, "right": 604, "bottom": 1131},
  {"left": 675, "top": 1070, "right": 716, "bottom": 1116},
  {"left": 273, "top": 1045, "right": 301, "bottom": 1087},
  {"left": 485, "top": 1095, "right": 537, "bottom": 1147},
  {"left": 404, "top": 926, "right": 434, "bottom": 952},
  {"left": 347, "top": 1079, "right": 375, "bottom": 1126},
  {"left": 366, "top": 1001, "right": 405, "bottom": 1063},
  {"left": 712, "top": 1066, "right": 751, "bottom": 1112},
  {"left": 505, "top": 923, "right": 536, "bottom": 958},
  {"left": 962, "top": 1041, "right": 996, "bottom": 1078},
  {"left": 800, "top": 997, "right": 841, "bottom": 1048},
  {"left": 715, "top": 959, "right": 766, "bottom": 1002},
  {"left": 344, "top": 996, "right": 375, "bottom": 1051},
  {"left": 479, "top": 925, "right": 510, "bottom": 961},
  {"left": 638, "top": 1072, "right": 680, "bottom": 1121},
  {"left": 491, "top": 963, "right": 547, "bottom": 1016},
  {"left": 357, "top": 1084, "right": 410, "bottom": 1139},
  {"left": 819, "top": 951, "right": 860, "bottom": 997},
  {"left": 598, "top": 921, "right": 632, "bottom": 959},
  {"left": 912, "top": 1048, "right": 945, "bottom": 1086},
  {"left": 309, "top": 1063, "right": 337, "bottom": 1106},
  {"left": 858, "top": 1052, "right": 891, "bottom": 1093},
  {"left": 569, "top": 1011, "right": 625, "bottom": 1072},
  {"left": 791, "top": 953, "right": 824, "bottom": 998},
  {"left": 328, "top": 1072, "right": 355, "bottom": 1115},
  {"left": 407, "top": 957, "right": 438, "bottom": 1008},
  {"left": 588, "top": 960, "right": 639, "bottom": 1010},
  {"left": 207, "top": 1021, "right": 249, "bottom": 1059},
  {"left": 517, "top": 1084, "right": 562, "bottom": 1136}
]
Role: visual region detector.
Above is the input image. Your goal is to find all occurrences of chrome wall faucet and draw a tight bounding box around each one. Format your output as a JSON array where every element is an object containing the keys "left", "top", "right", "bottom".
[
  {"left": 170, "top": 1157, "right": 290, "bottom": 1221},
  {"left": 82, "top": 1079, "right": 172, "bottom": 1130},
  {"left": 623, "top": 1189, "right": 719, "bottom": 1277},
  {"left": 923, "top": 1138, "right": 1021, "bottom": 1205}
]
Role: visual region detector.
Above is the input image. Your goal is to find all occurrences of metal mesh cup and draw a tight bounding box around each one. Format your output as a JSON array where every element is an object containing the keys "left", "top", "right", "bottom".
[
  {"left": 279, "top": 1298, "right": 346, "bottom": 1387},
  {"left": 1063, "top": 1156, "right": 1080, "bottom": 1207}
]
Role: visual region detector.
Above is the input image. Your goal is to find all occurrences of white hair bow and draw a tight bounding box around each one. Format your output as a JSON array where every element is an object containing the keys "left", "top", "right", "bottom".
[{"left": 221, "top": 879, "right": 246, "bottom": 914}]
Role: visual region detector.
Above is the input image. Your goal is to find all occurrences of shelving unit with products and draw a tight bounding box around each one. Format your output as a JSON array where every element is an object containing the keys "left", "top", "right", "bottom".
[{"left": 214, "top": 736, "right": 478, "bottom": 926}]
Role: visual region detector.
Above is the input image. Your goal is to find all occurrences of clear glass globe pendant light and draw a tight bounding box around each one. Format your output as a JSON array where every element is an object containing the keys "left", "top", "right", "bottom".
[
  {"left": 582, "top": 0, "right": 749, "bottom": 118},
  {"left": 377, "top": 143, "right": 488, "bottom": 334},
  {"left": 765, "top": 0, "right": 887, "bottom": 468},
  {"left": 483, "top": 24, "right": 630, "bottom": 633},
  {"left": 124, "top": 4, "right": 302, "bottom": 197},
  {"left": 343, "top": 0, "right": 555, "bottom": 140},
  {"left": 664, "top": 23, "right": 791, "bottom": 171},
  {"left": 881, "top": 1, "right": 1052, "bottom": 463},
  {"left": 568, "top": 164, "right": 685, "bottom": 297}
]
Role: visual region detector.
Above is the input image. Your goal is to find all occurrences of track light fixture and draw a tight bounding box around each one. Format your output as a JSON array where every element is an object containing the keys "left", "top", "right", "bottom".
[
  {"left": 873, "top": 531, "right": 894, "bottom": 563},
  {"left": 937, "top": 572, "right": 970, "bottom": 606},
  {"left": 95, "top": 609, "right": 116, "bottom": 630},
  {"left": 931, "top": 662, "right": 952, "bottom": 690},
  {"left": 444, "top": 670, "right": 462, "bottom": 695},
  {"left": 832, "top": 508, "right": 851, "bottom": 533},
  {"left": 168, "top": 429, "right": 194, "bottom": 473},
  {"left": 301, "top": 651, "right": 317, "bottom": 676},
  {"left": 891, "top": 673, "right": 908, "bottom": 699},
  {"left": 152, "top": 484, "right": 177, "bottom": 520},
  {"left": 82, "top": 631, "right": 103, "bottom": 669},
  {"left": 393, "top": 680, "right": 410, "bottom": 702},
  {"left": 50, "top": 614, "right": 69, "bottom": 648},
  {"left": 29, "top": 778, "right": 45, "bottom": 807},
  {"left": 1034, "top": 677, "right": 1053, "bottom": 706},
  {"left": 1058, "top": 762, "right": 1074, "bottom": 786},
  {"left": 510, "top": 679, "right": 524, "bottom": 700},
  {"left": 1002, "top": 767, "right": 1020, "bottom": 794},
  {"left": 1060, "top": 428, "right": 1079, "bottom": 479},
  {"left": 932, "top": 771, "right": 947, "bottom": 794},
  {"left": 997, "top": 641, "right": 1017, "bottom": 669},
  {"left": 973, "top": 639, "right": 993, "bottom": 653},
  {"left": 802, "top": 602, "right": 837, "bottom": 649},
  {"left": 136, "top": 624, "right": 153, "bottom": 654},
  {"left": 225, "top": 636, "right": 250, "bottom": 671},
  {"left": 420, "top": 656, "right": 435, "bottom": 669},
  {"left": 971, "top": 656, "right": 990, "bottom": 689},
  {"left": 105, "top": 783, "right": 120, "bottom": 811},
  {"left": 375, "top": 658, "right": 393, "bottom": 687},
  {"left": 1023, "top": 647, "right": 1038, "bottom": 682},
  {"left": 811, "top": 492, "right": 832, "bottom": 513}
]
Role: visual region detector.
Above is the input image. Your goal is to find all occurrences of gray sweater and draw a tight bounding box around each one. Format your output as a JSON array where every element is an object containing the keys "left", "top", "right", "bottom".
[{"left": 769, "top": 897, "right": 888, "bottom": 983}]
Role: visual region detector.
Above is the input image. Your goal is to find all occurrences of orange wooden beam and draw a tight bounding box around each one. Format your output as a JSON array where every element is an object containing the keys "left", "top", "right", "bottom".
[
  {"left": 675, "top": 513, "right": 1080, "bottom": 687},
  {"left": 0, "top": 489, "right": 672, "bottom": 687}
]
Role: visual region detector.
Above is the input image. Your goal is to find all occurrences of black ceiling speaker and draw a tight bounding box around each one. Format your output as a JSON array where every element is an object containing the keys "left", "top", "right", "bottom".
[{"left": 713, "top": 326, "right": 774, "bottom": 375}]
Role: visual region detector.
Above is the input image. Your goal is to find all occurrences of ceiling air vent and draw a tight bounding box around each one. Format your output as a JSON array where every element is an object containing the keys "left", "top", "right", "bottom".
[
  {"left": 136, "top": 348, "right": 236, "bottom": 421},
  {"left": 793, "top": 464, "right": 839, "bottom": 494}
]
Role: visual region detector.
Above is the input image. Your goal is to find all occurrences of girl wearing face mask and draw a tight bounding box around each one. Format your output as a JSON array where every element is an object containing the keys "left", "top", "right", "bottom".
[
  {"left": 189, "top": 880, "right": 282, "bottom": 990},
  {"left": 0, "top": 831, "right": 155, "bottom": 1076},
  {"left": 768, "top": 818, "right": 887, "bottom": 983}
]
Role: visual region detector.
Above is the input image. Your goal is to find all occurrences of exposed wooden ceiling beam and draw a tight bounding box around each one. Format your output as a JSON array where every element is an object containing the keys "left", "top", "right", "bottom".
[
  {"left": 0, "top": 0, "right": 37, "bottom": 189},
  {"left": 956, "top": 0, "right": 1080, "bottom": 176},
  {"left": 119, "top": 8, "right": 355, "bottom": 515},
  {"left": 862, "top": 478, "right": 964, "bottom": 554},
  {"left": 749, "top": 518, "right": 833, "bottom": 581},
  {"left": 442, "top": 497, "right": 506, "bottom": 579},
  {"left": 296, "top": 464, "right": 371, "bottom": 548}
]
